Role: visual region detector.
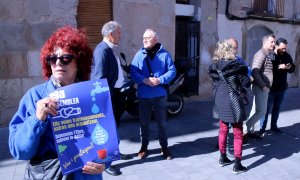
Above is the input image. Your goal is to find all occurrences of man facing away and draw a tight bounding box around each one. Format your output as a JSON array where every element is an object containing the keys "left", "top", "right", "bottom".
[
  {"left": 130, "top": 29, "right": 176, "bottom": 160},
  {"left": 243, "top": 34, "right": 276, "bottom": 140},
  {"left": 259, "top": 38, "right": 295, "bottom": 136},
  {"left": 91, "top": 21, "right": 130, "bottom": 176},
  {"left": 227, "top": 38, "right": 252, "bottom": 77}
]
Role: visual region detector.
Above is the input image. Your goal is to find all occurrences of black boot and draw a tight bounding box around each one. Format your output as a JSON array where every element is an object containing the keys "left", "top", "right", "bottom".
[
  {"left": 161, "top": 146, "right": 172, "bottom": 160},
  {"left": 233, "top": 158, "right": 247, "bottom": 174},
  {"left": 219, "top": 153, "right": 232, "bottom": 167}
]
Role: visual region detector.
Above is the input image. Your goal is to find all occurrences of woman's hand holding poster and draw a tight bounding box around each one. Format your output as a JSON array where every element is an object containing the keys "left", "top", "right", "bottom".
[{"left": 49, "top": 79, "right": 120, "bottom": 175}]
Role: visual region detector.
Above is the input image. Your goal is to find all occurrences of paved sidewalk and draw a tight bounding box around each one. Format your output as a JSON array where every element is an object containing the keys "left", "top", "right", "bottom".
[{"left": 1, "top": 87, "right": 300, "bottom": 180}]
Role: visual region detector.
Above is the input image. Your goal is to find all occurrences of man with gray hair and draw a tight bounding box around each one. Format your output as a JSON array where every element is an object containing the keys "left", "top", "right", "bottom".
[
  {"left": 91, "top": 21, "right": 130, "bottom": 176},
  {"left": 130, "top": 29, "right": 176, "bottom": 160}
]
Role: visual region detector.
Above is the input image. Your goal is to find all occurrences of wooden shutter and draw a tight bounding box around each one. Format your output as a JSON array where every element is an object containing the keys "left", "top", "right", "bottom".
[
  {"left": 252, "top": 0, "right": 284, "bottom": 17},
  {"left": 276, "top": 0, "right": 284, "bottom": 17},
  {"left": 252, "top": 0, "right": 268, "bottom": 14},
  {"left": 77, "top": 0, "right": 112, "bottom": 49}
]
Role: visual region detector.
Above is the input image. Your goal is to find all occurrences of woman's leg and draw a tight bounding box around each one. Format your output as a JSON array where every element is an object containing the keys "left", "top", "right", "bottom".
[
  {"left": 219, "top": 120, "right": 229, "bottom": 154},
  {"left": 232, "top": 122, "right": 247, "bottom": 174},
  {"left": 233, "top": 122, "right": 243, "bottom": 159}
]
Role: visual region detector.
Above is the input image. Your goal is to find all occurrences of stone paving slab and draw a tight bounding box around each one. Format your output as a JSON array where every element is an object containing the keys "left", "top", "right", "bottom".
[{"left": 1, "top": 87, "right": 300, "bottom": 180}]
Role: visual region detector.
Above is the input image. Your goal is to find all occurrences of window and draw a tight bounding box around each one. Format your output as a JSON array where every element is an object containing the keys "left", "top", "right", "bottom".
[
  {"left": 176, "top": 0, "right": 190, "bottom": 4},
  {"left": 252, "top": 0, "right": 284, "bottom": 17},
  {"left": 77, "top": 0, "right": 112, "bottom": 49}
]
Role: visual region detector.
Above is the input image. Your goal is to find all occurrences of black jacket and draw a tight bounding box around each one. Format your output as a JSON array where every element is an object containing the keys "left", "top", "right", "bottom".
[
  {"left": 208, "top": 59, "right": 250, "bottom": 123},
  {"left": 271, "top": 52, "right": 295, "bottom": 91},
  {"left": 92, "top": 41, "right": 119, "bottom": 90}
]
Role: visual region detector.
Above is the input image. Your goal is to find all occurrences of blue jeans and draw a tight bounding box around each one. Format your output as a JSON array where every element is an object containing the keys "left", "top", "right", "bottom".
[
  {"left": 260, "top": 90, "right": 286, "bottom": 131},
  {"left": 138, "top": 96, "right": 168, "bottom": 148},
  {"left": 244, "top": 84, "right": 269, "bottom": 133}
]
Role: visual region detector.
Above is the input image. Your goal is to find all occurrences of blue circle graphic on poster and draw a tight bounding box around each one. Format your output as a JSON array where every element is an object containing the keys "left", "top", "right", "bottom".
[{"left": 92, "top": 123, "right": 108, "bottom": 145}]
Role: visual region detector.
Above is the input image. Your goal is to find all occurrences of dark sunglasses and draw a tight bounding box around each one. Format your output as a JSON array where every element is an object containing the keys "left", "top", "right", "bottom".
[{"left": 46, "top": 54, "right": 75, "bottom": 66}]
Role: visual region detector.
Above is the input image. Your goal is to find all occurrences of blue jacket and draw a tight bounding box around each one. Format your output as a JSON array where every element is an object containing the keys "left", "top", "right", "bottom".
[
  {"left": 9, "top": 80, "right": 105, "bottom": 180},
  {"left": 130, "top": 44, "right": 176, "bottom": 98},
  {"left": 91, "top": 41, "right": 119, "bottom": 90},
  {"left": 236, "top": 56, "right": 252, "bottom": 77}
]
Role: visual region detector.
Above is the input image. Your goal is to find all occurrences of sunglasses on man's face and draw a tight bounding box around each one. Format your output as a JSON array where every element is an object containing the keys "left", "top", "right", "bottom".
[{"left": 46, "top": 54, "right": 75, "bottom": 66}]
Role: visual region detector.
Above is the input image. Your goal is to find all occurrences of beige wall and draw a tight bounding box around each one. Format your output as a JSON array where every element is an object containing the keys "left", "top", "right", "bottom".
[{"left": 113, "top": 0, "right": 176, "bottom": 63}]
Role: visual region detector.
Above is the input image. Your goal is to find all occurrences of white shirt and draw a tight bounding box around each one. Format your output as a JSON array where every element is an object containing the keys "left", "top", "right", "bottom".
[{"left": 103, "top": 39, "right": 125, "bottom": 88}]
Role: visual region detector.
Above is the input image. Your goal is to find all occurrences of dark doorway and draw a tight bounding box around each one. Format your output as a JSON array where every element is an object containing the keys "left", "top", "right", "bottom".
[
  {"left": 291, "top": 38, "right": 300, "bottom": 87},
  {"left": 175, "top": 19, "right": 200, "bottom": 96}
]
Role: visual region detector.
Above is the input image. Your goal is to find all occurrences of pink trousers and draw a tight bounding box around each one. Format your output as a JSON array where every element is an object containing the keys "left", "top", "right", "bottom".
[{"left": 219, "top": 120, "right": 243, "bottom": 159}]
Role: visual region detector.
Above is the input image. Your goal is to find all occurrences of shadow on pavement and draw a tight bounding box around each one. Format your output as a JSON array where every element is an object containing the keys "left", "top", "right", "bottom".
[{"left": 242, "top": 122, "right": 300, "bottom": 170}]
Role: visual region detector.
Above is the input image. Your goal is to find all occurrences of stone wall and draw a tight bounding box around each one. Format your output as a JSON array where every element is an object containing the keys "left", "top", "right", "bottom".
[
  {"left": 2, "top": 0, "right": 299, "bottom": 127},
  {"left": 113, "top": 0, "right": 175, "bottom": 63},
  {"left": 0, "top": 0, "right": 176, "bottom": 127},
  {"left": 0, "top": 0, "right": 78, "bottom": 127},
  {"left": 197, "top": 0, "right": 219, "bottom": 98}
]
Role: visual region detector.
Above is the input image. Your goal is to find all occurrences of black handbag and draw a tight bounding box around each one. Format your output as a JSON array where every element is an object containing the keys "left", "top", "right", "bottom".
[
  {"left": 24, "top": 158, "right": 71, "bottom": 180},
  {"left": 238, "top": 92, "right": 249, "bottom": 105}
]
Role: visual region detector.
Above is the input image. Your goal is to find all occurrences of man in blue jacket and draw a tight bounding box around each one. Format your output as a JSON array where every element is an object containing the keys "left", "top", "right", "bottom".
[{"left": 130, "top": 29, "right": 176, "bottom": 160}]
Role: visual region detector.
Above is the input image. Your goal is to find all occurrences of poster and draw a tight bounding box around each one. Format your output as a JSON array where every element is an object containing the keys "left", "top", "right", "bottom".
[{"left": 49, "top": 79, "right": 120, "bottom": 175}]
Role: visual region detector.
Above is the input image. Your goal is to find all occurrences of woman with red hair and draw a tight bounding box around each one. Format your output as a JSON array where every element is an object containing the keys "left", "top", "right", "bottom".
[{"left": 9, "top": 26, "right": 107, "bottom": 179}]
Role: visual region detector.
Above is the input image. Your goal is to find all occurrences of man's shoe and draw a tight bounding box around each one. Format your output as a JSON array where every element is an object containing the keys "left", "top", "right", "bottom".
[
  {"left": 219, "top": 154, "right": 232, "bottom": 167},
  {"left": 105, "top": 166, "right": 122, "bottom": 176},
  {"left": 247, "top": 132, "right": 262, "bottom": 140},
  {"left": 270, "top": 128, "right": 283, "bottom": 134},
  {"left": 137, "top": 145, "right": 148, "bottom": 159},
  {"left": 215, "top": 144, "right": 219, "bottom": 150},
  {"left": 232, "top": 158, "right": 247, "bottom": 174},
  {"left": 258, "top": 129, "right": 266, "bottom": 137},
  {"left": 161, "top": 147, "right": 172, "bottom": 160},
  {"left": 242, "top": 134, "right": 248, "bottom": 144},
  {"left": 120, "top": 153, "right": 132, "bottom": 160}
]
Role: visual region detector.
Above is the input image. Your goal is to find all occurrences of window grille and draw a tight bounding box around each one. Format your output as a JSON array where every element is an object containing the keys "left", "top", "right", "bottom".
[
  {"left": 176, "top": 0, "right": 189, "bottom": 4},
  {"left": 252, "top": 0, "right": 284, "bottom": 17}
]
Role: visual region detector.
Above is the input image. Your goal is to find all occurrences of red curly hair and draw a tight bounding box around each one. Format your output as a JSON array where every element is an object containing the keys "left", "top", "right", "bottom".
[{"left": 40, "top": 26, "right": 92, "bottom": 81}]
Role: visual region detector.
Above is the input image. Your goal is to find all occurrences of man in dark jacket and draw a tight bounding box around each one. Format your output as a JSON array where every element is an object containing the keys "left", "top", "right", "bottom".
[
  {"left": 91, "top": 21, "right": 130, "bottom": 176},
  {"left": 259, "top": 38, "right": 295, "bottom": 135},
  {"left": 243, "top": 34, "right": 275, "bottom": 140}
]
